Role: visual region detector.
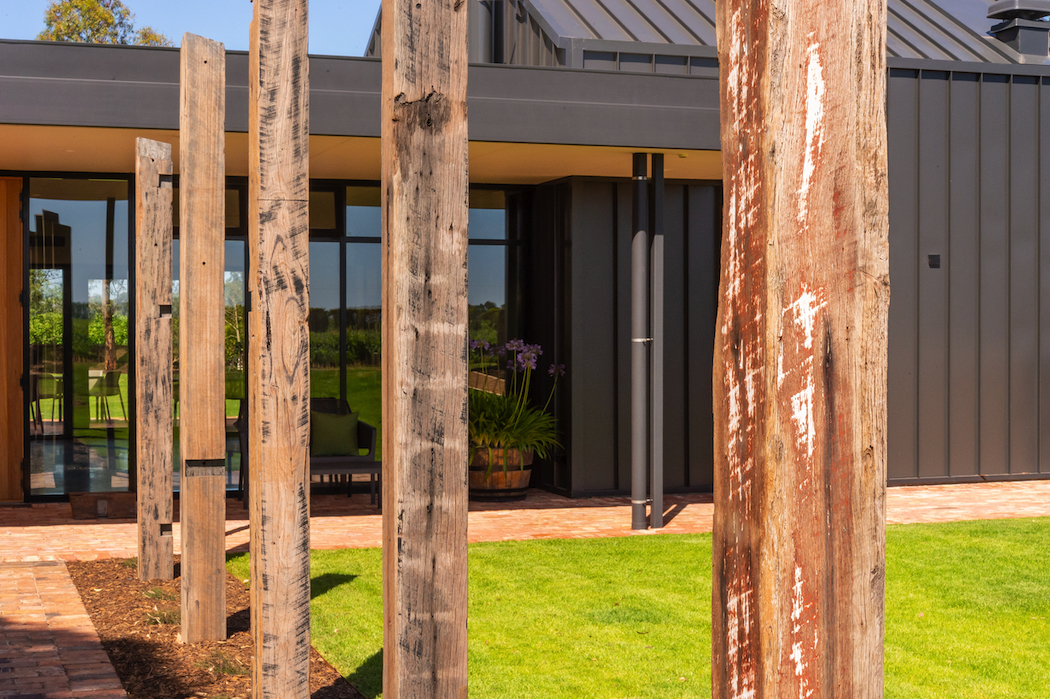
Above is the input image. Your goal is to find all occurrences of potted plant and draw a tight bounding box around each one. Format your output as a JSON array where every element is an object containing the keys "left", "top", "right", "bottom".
[{"left": 468, "top": 339, "right": 564, "bottom": 500}]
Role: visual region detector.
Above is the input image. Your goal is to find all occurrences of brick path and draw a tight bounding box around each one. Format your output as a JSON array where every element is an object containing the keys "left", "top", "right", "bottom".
[
  {"left": 0, "top": 562, "right": 125, "bottom": 698},
  {"left": 1, "top": 478, "right": 1048, "bottom": 697}
]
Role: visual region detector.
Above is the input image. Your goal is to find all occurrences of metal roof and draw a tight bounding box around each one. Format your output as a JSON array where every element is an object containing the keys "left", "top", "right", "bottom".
[{"left": 518, "top": 0, "right": 1046, "bottom": 64}]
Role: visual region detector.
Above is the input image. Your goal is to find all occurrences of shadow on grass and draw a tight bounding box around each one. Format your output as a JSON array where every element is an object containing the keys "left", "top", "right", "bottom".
[
  {"left": 345, "top": 648, "right": 383, "bottom": 699},
  {"left": 311, "top": 572, "right": 358, "bottom": 599}
]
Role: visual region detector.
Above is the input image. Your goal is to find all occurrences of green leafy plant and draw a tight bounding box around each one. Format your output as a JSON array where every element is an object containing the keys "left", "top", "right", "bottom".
[
  {"left": 38, "top": 0, "right": 172, "bottom": 46},
  {"left": 468, "top": 339, "right": 564, "bottom": 476},
  {"left": 143, "top": 587, "right": 176, "bottom": 601},
  {"left": 197, "top": 650, "right": 249, "bottom": 676},
  {"left": 145, "top": 607, "right": 180, "bottom": 625}
]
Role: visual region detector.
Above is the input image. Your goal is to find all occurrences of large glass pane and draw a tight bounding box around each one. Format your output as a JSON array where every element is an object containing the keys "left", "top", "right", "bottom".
[
  {"left": 345, "top": 186, "right": 381, "bottom": 237},
  {"left": 468, "top": 245, "right": 507, "bottom": 346},
  {"left": 28, "top": 178, "right": 129, "bottom": 496},
  {"left": 468, "top": 191, "right": 507, "bottom": 240},
  {"left": 346, "top": 243, "right": 382, "bottom": 456},
  {"left": 310, "top": 241, "right": 341, "bottom": 399},
  {"left": 223, "top": 241, "right": 247, "bottom": 489}
]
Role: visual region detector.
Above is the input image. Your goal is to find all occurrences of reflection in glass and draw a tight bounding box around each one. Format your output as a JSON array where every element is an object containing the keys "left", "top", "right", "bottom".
[
  {"left": 346, "top": 243, "right": 382, "bottom": 456},
  {"left": 310, "top": 190, "right": 338, "bottom": 235},
  {"left": 28, "top": 179, "right": 130, "bottom": 496},
  {"left": 310, "top": 241, "right": 341, "bottom": 399},
  {"left": 223, "top": 241, "right": 247, "bottom": 489},
  {"left": 468, "top": 245, "right": 507, "bottom": 346},
  {"left": 346, "top": 186, "right": 381, "bottom": 237},
  {"left": 468, "top": 198, "right": 507, "bottom": 240}
]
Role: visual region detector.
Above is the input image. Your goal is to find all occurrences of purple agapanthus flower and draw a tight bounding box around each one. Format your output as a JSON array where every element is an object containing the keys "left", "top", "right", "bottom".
[
  {"left": 548, "top": 363, "right": 566, "bottom": 377},
  {"left": 469, "top": 338, "right": 491, "bottom": 352}
]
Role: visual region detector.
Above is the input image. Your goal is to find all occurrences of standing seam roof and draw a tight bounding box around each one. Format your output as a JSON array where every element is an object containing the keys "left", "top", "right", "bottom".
[{"left": 522, "top": 0, "right": 1043, "bottom": 64}]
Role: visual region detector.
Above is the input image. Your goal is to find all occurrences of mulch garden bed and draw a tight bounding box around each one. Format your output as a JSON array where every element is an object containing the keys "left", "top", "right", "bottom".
[{"left": 67, "top": 556, "right": 365, "bottom": 699}]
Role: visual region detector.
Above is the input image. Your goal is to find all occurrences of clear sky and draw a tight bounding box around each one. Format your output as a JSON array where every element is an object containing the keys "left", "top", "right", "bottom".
[{"left": 0, "top": 0, "right": 383, "bottom": 56}]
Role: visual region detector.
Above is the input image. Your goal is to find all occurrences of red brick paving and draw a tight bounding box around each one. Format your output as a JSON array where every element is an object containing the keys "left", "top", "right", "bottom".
[
  {"left": 1, "top": 478, "right": 1048, "bottom": 697},
  {"left": 0, "top": 562, "right": 126, "bottom": 698}
]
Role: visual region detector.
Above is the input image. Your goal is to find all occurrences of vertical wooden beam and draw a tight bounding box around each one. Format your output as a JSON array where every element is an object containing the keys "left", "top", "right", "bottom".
[
  {"left": 179, "top": 33, "right": 227, "bottom": 643},
  {"left": 0, "top": 178, "right": 23, "bottom": 502},
  {"left": 248, "top": 2, "right": 311, "bottom": 697},
  {"left": 712, "top": 2, "right": 889, "bottom": 699},
  {"left": 135, "top": 138, "right": 174, "bottom": 581},
  {"left": 381, "top": 0, "right": 469, "bottom": 692}
]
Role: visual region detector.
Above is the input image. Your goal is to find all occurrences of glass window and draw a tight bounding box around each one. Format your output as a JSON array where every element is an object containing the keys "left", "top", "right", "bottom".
[
  {"left": 310, "top": 190, "right": 338, "bottom": 237},
  {"left": 27, "top": 178, "right": 130, "bottom": 497},
  {"left": 345, "top": 243, "right": 382, "bottom": 456},
  {"left": 310, "top": 241, "right": 342, "bottom": 399},
  {"left": 346, "top": 186, "right": 381, "bottom": 238},
  {"left": 468, "top": 190, "right": 507, "bottom": 240},
  {"left": 467, "top": 245, "right": 506, "bottom": 346}
]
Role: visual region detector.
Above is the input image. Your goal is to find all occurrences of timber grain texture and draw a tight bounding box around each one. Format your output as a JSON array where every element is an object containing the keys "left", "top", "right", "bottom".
[
  {"left": 0, "top": 178, "right": 22, "bottom": 502},
  {"left": 380, "top": 0, "right": 470, "bottom": 693},
  {"left": 712, "top": 2, "right": 890, "bottom": 699},
  {"left": 248, "top": 2, "right": 312, "bottom": 697},
  {"left": 179, "top": 33, "right": 227, "bottom": 644},
  {"left": 134, "top": 138, "right": 174, "bottom": 581}
]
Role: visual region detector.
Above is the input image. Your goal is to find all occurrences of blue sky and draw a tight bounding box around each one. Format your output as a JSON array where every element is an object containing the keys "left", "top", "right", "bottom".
[{"left": 0, "top": 0, "right": 382, "bottom": 56}]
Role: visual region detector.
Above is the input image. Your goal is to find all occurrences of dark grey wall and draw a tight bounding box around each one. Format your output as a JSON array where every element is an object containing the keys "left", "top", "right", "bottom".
[
  {"left": 887, "top": 67, "right": 1050, "bottom": 483},
  {"left": 525, "top": 178, "right": 721, "bottom": 496}
]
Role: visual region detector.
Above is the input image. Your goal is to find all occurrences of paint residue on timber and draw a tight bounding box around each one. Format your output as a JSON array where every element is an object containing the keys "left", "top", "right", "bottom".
[
  {"left": 778, "top": 283, "right": 827, "bottom": 461},
  {"left": 797, "top": 40, "right": 826, "bottom": 230},
  {"left": 789, "top": 565, "right": 818, "bottom": 699},
  {"left": 720, "top": 9, "right": 759, "bottom": 699}
]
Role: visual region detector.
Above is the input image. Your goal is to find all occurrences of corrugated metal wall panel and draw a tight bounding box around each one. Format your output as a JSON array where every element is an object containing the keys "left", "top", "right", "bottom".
[
  {"left": 887, "top": 70, "right": 921, "bottom": 480},
  {"left": 978, "top": 75, "right": 1011, "bottom": 477},
  {"left": 1040, "top": 80, "right": 1050, "bottom": 475},
  {"left": 662, "top": 184, "right": 688, "bottom": 489},
  {"left": 1009, "top": 76, "right": 1041, "bottom": 475},
  {"left": 616, "top": 182, "right": 633, "bottom": 491},
  {"left": 568, "top": 181, "right": 618, "bottom": 491},
  {"left": 947, "top": 72, "right": 981, "bottom": 477},
  {"left": 528, "top": 178, "right": 721, "bottom": 495},
  {"left": 686, "top": 184, "right": 719, "bottom": 490},
  {"left": 889, "top": 68, "right": 1050, "bottom": 482},
  {"left": 917, "top": 71, "right": 950, "bottom": 478}
]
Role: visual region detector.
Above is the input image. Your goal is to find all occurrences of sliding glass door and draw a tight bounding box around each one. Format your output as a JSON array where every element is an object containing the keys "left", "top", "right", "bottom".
[{"left": 27, "top": 178, "right": 130, "bottom": 497}]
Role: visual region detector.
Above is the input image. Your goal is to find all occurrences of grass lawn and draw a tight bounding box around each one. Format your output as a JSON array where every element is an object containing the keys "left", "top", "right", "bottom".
[{"left": 227, "top": 517, "right": 1050, "bottom": 699}]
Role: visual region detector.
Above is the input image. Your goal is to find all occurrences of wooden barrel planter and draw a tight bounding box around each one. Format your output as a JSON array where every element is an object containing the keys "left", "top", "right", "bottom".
[{"left": 469, "top": 448, "right": 533, "bottom": 501}]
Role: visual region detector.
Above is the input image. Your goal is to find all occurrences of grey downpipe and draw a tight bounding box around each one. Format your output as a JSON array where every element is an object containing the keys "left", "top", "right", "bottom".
[
  {"left": 631, "top": 153, "right": 649, "bottom": 531},
  {"left": 649, "top": 153, "right": 664, "bottom": 529}
]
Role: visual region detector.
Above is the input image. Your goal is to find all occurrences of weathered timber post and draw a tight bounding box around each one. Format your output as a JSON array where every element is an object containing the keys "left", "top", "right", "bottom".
[
  {"left": 179, "top": 33, "right": 227, "bottom": 643},
  {"left": 712, "top": 2, "right": 890, "bottom": 698},
  {"left": 381, "top": 0, "right": 470, "bottom": 691},
  {"left": 248, "top": 1, "right": 311, "bottom": 696},
  {"left": 135, "top": 137, "right": 174, "bottom": 581}
]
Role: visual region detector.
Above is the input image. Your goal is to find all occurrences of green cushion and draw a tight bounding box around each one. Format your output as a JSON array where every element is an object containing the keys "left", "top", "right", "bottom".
[{"left": 311, "top": 410, "right": 359, "bottom": 457}]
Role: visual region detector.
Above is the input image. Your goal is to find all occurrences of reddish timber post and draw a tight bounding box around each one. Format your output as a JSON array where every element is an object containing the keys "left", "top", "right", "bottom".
[
  {"left": 248, "top": 1, "right": 311, "bottom": 696},
  {"left": 135, "top": 137, "right": 174, "bottom": 582},
  {"left": 380, "top": 0, "right": 470, "bottom": 692},
  {"left": 179, "top": 33, "right": 228, "bottom": 643},
  {"left": 712, "top": 2, "right": 890, "bottom": 698}
]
